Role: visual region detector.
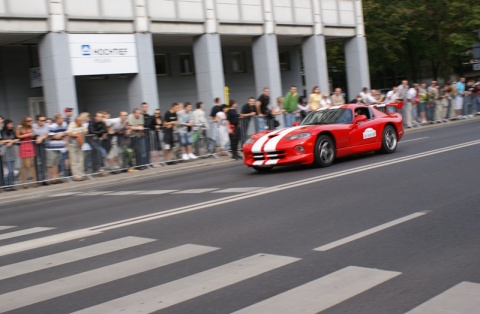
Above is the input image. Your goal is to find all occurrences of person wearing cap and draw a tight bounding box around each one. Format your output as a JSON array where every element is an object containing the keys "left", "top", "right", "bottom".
[{"left": 64, "top": 107, "right": 74, "bottom": 124}]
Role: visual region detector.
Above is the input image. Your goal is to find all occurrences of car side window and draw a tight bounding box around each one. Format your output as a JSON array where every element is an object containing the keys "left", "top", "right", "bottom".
[{"left": 337, "top": 109, "right": 353, "bottom": 124}]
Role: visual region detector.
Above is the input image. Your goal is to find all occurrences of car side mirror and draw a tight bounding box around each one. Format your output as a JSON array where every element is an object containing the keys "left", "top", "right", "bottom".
[
  {"left": 354, "top": 115, "right": 367, "bottom": 124},
  {"left": 293, "top": 121, "right": 300, "bottom": 126}
]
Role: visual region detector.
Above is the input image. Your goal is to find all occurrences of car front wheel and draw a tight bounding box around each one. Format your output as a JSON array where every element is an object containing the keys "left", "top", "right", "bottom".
[
  {"left": 379, "top": 125, "right": 397, "bottom": 154},
  {"left": 313, "top": 135, "right": 335, "bottom": 167}
]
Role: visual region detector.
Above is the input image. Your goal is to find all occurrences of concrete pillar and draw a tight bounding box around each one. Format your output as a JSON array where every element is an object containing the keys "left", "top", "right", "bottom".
[
  {"left": 252, "top": 34, "right": 282, "bottom": 102},
  {"left": 302, "top": 35, "right": 330, "bottom": 95},
  {"left": 345, "top": 36, "right": 370, "bottom": 101},
  {"left": 127, "top": 33, "right": 159, "bottom": 111},
  {"left": 193, "top": 33, "right": 225, "bottom": 111},
  {"left": 39, "top": 33, "right": 78, "bottom": 117}
]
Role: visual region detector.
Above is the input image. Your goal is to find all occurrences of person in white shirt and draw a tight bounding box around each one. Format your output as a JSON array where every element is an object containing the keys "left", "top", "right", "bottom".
[
  {"left": 320, "top": 94, "right": 332, "bottom": 108},
  {"left": 385, "top": 86, "right": 399, "bottom": 103},
  {"left": 105, "top": 111, "right": 128, "bottom": 170},
  {"left": 215, "top": 105, "right": 230, "bottom": 156},
  {"left": 405, "top": 84, "right": 419, "bottom": 128}
]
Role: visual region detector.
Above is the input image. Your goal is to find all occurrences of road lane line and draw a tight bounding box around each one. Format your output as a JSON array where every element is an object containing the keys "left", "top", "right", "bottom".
[
  {"left": 104, "top": 191, "right": 146, "bottom": 195},
  {"left": 89, "top": 140, "right": 480, "bottom": 232},
  {"left": 0, "top": 226, "right": 15, "bottom": 231},
  {"left": 213, "top": 187, "right": 264, "bottom": 193},
  {"left": 234, "top": 266, "right": 400, "bottom": 314},
  {"left": 0, "top": 236, "right": 156, "bottom": 281},
  {"left": 0, "top": 229, "right": 102, "bottom": 257},
  {"left": 49, "top": 192, "right": 79, "bottom": 197},
  {"left": 78, "top": 191, "right": 112, "bottom": 196},
  {"left": 0, "top": 227, "right": 54, "bottom": 241},
  {"left": 313, "top": 212, "right": 428, "bottom": 251},
  {"left": 173, "top": 189, "right": 219, "bottom": 194},
  {"left": 406, "top": 282, "right": 480, "bottom": 314},
  {"left": 0, "top": 244, "right": 218, "bottom": 313},
  {"left": 135, "top": 190, "right": 178, "bottom": 195},
  {"left": 73, "top": 253, "right": 299, "bottom": 314},
  {"left": 400, "top": 137, "right": 429, "bottom": 143}
]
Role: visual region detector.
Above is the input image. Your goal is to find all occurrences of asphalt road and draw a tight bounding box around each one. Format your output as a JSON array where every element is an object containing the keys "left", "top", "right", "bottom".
[{"left": 0, "top": 118, "right": 479, "bottom": 313}]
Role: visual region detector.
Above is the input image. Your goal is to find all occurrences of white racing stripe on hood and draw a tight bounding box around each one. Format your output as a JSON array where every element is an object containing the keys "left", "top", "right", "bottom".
[
  {"left": 251, "top": 129, "right": 283, "bottom": 153},
  {"left": 263, "top": 126, "right": 305, "bottom": 152}
]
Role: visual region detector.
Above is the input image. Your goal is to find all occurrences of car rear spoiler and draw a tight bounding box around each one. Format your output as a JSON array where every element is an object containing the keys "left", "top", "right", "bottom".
[{"left": 373, "top": 102, "right": 403, "bottom": 114}]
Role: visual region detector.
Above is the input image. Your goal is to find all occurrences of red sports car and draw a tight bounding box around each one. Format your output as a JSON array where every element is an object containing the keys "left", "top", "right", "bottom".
[{"left": 243, "top": 103, "right": 404, "bottom": 172}]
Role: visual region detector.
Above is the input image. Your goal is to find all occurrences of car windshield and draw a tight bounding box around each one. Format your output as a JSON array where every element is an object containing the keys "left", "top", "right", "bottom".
[{"left": 301, "top": 109, "right": 353, "bottom": 125}]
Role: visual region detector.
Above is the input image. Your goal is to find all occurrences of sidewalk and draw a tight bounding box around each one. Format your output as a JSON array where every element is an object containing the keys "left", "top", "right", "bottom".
[{"left": 1, "top": 116, "right": 478, "bottom": 204}]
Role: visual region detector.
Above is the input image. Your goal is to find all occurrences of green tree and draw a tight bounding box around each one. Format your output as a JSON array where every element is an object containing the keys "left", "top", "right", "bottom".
[{"left": 363, "top": 0, "right": 480, "bottom": 83}]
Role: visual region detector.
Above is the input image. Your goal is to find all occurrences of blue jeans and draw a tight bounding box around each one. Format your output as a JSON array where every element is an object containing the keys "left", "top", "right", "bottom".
[
  {"left": 132, "top": 136, "right": 148, "bottom": 166},
  {"left": 284, "top": 113, "right": 296, "bottom": 128},
  {"left": 2, "top": 160, "right": 15, "bottom": 186},
  {"left": 178, "top": 133, "right": 192, "bottom": 147},
  {"left": 255, "top": 116, "right": 267, "bottom": 132}
]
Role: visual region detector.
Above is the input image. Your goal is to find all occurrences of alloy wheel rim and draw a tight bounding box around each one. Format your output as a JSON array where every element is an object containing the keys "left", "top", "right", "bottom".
[
  {"left": 319, "top": 140, "right": 334, "bottom": 163},
  {"left": 385, "top": 129, "right": 397, "bottom": 150}
]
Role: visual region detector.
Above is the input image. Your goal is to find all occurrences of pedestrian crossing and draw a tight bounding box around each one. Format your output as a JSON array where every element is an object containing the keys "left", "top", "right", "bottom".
[
  {"left": 49, "top": 187, "right": 264, "bottom": 197},
  {"left": 1, "top": 225, "right": 479, "bottom": 313}
]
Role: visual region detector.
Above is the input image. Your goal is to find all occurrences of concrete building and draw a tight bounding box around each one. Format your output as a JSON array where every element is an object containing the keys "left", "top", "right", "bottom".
[{"left": 0, "top": 0, "right": 370, "bottom": 122}]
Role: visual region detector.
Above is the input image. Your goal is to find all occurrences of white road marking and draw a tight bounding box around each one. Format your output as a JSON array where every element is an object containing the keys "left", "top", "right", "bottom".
[
  {"left": 0, "top": 236, "right": 155, "bottom": 281},
  {"left": 78, "top": 191, "right": 112, "bottom": 196},
  {"left": 105, "top": 191, "right": 146, "bottom": 195},
  {"left": 173, "top": 189, "right": 219, "bottom": 194},
  {"left": 49, "top": 192, "right": 78, "bottom": 197},
  {"left": 314, "top": 212, "right": 428, "bottom": 251},
  {"left": 0, "top": 229, "right": 102, "bottom": 257},
  {"left": 135, "top": 190, "right": 178, "bottom": 195},
  {"left": 234, "top": 266, "right": 400, "bottom": 314},
  {"left": 73, "top": 253, "right": 299, "bottom": 314},
  {"left": 0, "top": 244, "right": 218, "bottom": 313},
  {"left": 0, "top": 226, "right": 15, "bottom": 231},
  {"left": 406, "top": 282, "right": 480, "bottom": 314},
  {"left": 400, "top": 137, "right": 429, "bottom": 143},
  {"left": 0, "top": 227, "right": 54, "bottom": 241},
  {"left": 89, "top": 140, "right": 480, "bottom": 233},
  {"left": 213, "top": 187, "right": 264, "bottom": 193}
]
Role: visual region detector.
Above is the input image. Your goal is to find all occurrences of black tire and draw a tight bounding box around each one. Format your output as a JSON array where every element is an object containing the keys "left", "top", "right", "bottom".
[
  {"left": 313, "top": 135, "right": 335, "bottom": 167},
  {"left": 379, "top": 125, "right": 397, "bottom": 154},
  {"left": 253, "top": 166, "right": 272, "bottom": 173}
]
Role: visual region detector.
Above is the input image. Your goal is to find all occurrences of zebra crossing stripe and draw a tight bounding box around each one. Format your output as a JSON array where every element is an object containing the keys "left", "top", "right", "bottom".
[
  {"left": 0, "top": 244, "right": 218, "bottom": 313},
  {"left": 0, "top": 236, "right": 155, "bottom": 281},
  {"left": 73, "top": 253, "right": 300, "bottom": 314},
  {"left": 0, "top": 229, "right": 102, "bottom": 257},
  {"left": 233, "top": 266, "right": 400, "bottom": 314},
  {"left": 0, "top": 227, "right": 54, "bottom": 241},
  {"left": 406, "top": 282, "right": 480, "bottom": 314},
  {"left": 0, "top": 226, "right": 15, "bottom": 231}
]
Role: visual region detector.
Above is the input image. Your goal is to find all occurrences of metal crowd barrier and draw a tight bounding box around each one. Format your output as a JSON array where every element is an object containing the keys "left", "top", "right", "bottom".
[{"left": 0, "top": 129, "right": 218, "bottom": 190}]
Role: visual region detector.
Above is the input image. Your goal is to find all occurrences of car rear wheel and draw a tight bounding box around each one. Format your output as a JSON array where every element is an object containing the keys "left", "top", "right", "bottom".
[
  {"left": 253, "top": 166, "right": 272, "bottom": 173},
  {"left": 314, "top": 135, "right": 335, "bottom": 167},
  {"left": 379, "top": 125, "right": 397, "bottom": 154}
]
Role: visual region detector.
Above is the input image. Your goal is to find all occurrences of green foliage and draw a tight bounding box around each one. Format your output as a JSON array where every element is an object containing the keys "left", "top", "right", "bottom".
[{"left": 363, "top": 0, "right": 480, "bottom": 81}]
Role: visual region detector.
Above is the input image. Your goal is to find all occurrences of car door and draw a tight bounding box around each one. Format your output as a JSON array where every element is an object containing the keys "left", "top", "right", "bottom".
[{"left": 349, "top": 109, "right": 380, "bottom": 148}]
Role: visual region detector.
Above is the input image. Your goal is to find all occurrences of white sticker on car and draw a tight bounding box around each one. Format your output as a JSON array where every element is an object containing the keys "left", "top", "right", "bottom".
[{"left": 363, "top": 128, "right": 377, "bottom": 139}]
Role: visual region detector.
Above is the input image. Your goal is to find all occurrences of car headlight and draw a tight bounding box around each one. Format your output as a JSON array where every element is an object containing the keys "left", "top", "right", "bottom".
[
  {"left": 245, "top": 137, "right": 255, "bottom": 144},
  {"left": 285, "top": 132, "right": 311, "bottom": 140}
]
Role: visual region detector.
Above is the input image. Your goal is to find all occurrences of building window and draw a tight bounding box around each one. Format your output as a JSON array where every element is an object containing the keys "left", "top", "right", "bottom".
[
  {"left": 155, "top": 54, "right": 169, "bottom": 76},
  {"left": 231, "top": 52, "right": 246, "bottom": 73},
  {"left": 279, "top": 52, "right": 290, "bottom": 71},
  {"left": 179, "top": 53, "right": 195, "bottom": 75}
]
